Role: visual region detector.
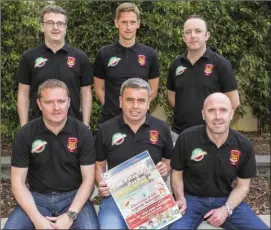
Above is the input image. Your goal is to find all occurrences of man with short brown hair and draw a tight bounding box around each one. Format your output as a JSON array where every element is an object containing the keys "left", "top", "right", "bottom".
[
  {"left": 94, "top": 2, "right": 159, "bottom": 124},
  {"left": 17, "top": 5, "right": 92, "bottom": 127},
  {"left": 167, "top": 15, "right": 240, "bottom": 143},
  {"left": 4, "top": 79, "right": 98, "bottom": 229}
]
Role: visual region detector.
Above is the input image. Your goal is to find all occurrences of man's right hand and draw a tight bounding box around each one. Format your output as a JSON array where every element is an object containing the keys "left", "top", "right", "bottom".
[
  {"left": 34, "top": 216, "right": 54, "bottom": 229},
  {"left": 176, "top": 197, "right": 187, "bottom": 215},
  {"left": 98, "top": 181, "right": 110, "bottom": 197}
]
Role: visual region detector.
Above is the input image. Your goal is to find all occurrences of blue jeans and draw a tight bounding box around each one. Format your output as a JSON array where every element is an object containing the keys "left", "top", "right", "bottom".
[
  {"left": 4, "top": 189, "right": 99, "bottom": 229},
  {"left": 169, "top": 194, "right": 269, "bottom": 229},
  {"left": 98, "top": 195, "right": 169, "bottom": 229},
  {"left": 98, "top": 195, "right": 128, "bottom": 229}
]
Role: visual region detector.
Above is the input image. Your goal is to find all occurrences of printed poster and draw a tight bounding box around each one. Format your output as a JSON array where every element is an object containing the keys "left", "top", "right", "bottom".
[{"left": 102, "top": 150, "right": 182, "bottom": 229}]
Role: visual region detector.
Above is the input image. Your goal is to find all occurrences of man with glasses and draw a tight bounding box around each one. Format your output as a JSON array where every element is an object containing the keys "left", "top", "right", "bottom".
[
  {"left": 17, "top": 5, "right": 92, "bottom": 127},
  {"left": 167, "top": 15, "right": 240, "bottom": 143}
]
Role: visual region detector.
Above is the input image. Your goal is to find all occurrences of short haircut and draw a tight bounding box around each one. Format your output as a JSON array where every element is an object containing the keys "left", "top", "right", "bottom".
[
  {"left": 115, "top": 2, "right": 140, "bottom": 20},
  {"left": 40, "top": 5, "right": 67, "bottom": 23},
  {"left": 120, "top": 78, "right": 150, "bottom": 96},
  {"left": 37, "top": 79, "right": 70, "bottom": 99},
  {"left": 185, "top": 14, "right": 208, "bottom": 31}
]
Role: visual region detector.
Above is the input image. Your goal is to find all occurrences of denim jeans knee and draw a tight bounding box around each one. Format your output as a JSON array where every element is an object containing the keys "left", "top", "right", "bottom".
[{"left": 98, "top": 195, "right": 127, "bottom": 229}]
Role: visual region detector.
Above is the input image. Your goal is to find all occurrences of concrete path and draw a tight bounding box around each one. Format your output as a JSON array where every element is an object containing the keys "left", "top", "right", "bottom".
[{"left": 1, "top": 213, "right": 270, "bottom": 229}]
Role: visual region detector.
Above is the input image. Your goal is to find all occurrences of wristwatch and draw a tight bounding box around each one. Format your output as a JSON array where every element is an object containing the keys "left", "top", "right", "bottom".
[
  {"left": 66, "top": 210, "right": 78, "bottom": 221},
  {"left": 224, "top": 202, "right": 233, "bottom": 217}
]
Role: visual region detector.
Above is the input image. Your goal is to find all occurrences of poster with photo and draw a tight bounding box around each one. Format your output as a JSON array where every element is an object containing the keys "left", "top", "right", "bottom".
[{"left": 102, "top": 150, "right": 182, "bottom": 229}]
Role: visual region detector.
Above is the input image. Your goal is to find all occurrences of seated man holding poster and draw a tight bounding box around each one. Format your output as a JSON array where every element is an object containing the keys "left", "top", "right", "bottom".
[
  {"left": 170, "top": 92, "right": 269, "bottom": 229},
  {"left": 95, "top": 78, "right": 173, "bottom": 229}
]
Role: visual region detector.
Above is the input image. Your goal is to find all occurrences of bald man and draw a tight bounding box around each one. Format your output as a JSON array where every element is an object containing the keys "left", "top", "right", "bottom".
[{"left": 169, "top": 93, "right": 268, "bottom": 229}]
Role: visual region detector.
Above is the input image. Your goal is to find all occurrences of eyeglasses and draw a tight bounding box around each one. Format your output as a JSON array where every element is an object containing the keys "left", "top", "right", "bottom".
[{"left": 42, "top": 20, "right": 66, "bottom": 28}]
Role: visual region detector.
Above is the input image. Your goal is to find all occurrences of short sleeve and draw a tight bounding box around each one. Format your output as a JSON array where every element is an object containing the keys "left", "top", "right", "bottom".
[
  {"left": 217, "top": 58, "right": 238, "bottom": 93},
  {"left": 166, "top": 60, "right": 176, "bottom": 91},
  {"left": 16, "top": 54, "right": 31, "bottom": 85},
  {"left": 11, "top": 130, "right": 30, "bottom": 168},
  {"left": 95, "top": 125, "right": 107, "bottom": 161},
  {"left": 93, "top": 48, "right": 105, "bottom": 79},
  {"left": 170, "top": 133, "right": 186, "bottom": 171},
  {"left": 80, "top": 52, "right": 93, "bottom": 86},
  {"left": 148, "top": 49, "right": 159, "bottom": 79},
  {"left": 78, "top": 129, "right": 96, "bottom": 165},
  {"left": 237, "top": 145, "right": 257, "bottom": 178}
]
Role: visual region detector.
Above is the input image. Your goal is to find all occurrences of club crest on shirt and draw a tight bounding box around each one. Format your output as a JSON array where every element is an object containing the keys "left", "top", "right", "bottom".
[
  {"left": 112, "top": 133, "right": 127, "bottom": 146},
  {"left": 34, "top": 57, "right": 48, "bottom": 68},
  {"left": 138, "top": 55, "right": 146, "bottom": 66},
  {"left": 204, "top": 64, "right": 214, "bottom": 76},
  {"left": 31, "top": 140, "right": 47, "bottom": 154},
  {"left": 229, "top": 150, "right": 241, "bottom": 165},
  {"left": 67, "top": 56, "right": 76, "bottom": 68},
  {"left": 149, "top": 130, "right": 159, "bottom": 144},
  {"left": 176, "top": 66, "right": 187, "bottom": 76},
  {"left": 67, "top": 137, "right": 78, "bottom": 152},
  {"left": 191, "top": 148, "right": 207, "bottom": 162},
  {"left": 108, "top": 57, "right": 121, "bottom": 67}
]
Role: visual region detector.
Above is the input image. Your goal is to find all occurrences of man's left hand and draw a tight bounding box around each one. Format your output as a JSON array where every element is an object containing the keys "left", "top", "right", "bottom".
[
  {"left": 46, "top": 213, "right": 73, "bottom": 229},
  {"left": 203, "top": 206, "right": 228, "bottom": 227},
  {"left": 156, "top": 161, "right": 168, "bottom": 177}
]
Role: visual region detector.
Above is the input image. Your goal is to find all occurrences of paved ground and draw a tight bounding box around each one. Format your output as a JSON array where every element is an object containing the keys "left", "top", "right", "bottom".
[{"left": 1, "top": 213, "right": 270, "bottom": 229}]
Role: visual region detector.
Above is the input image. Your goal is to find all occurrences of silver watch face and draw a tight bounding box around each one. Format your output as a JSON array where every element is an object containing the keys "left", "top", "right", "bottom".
[{"left": 67, "top": 211, "right": 77, "bottom": 220}]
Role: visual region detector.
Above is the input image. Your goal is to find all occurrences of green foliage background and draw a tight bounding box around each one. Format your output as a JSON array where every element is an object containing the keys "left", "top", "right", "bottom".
[{"left": 1, "top": 0, "right": 270, "bottom": 141}]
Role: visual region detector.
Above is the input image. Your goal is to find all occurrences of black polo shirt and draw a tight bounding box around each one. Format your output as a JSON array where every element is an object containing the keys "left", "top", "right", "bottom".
[
  {"left": 17, "top": 43, "right": 92, "bottom": 120},
  {"left": 95, "top": 114, "right": 172, "bottom": 170},
  {"left": 171, "top": 125, "right": 256, "bottom": 197},
  {"left": 93, "top": 42, "right": 159, "bottom": 123},
  {"left": 11, "top": 116, "right": 96, "bottom": 193},
  {"left": 167, "top": 48, "right": 238, "bottom": 134}
]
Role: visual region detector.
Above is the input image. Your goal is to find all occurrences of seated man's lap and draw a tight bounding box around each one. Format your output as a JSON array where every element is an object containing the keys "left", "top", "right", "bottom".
[
  {"left": 4, "top": 191, "right": 98, "bottom": 229},
  {"left": 98, "top": 195, "right": 127, "bottom": 229},
  {"left": 169, "top": 194, "right": 209, "bottom": 229},
  {"left": 222, "top": 202, "right": 269, "bottom": 229},
  {"left": 170, "top": 194, "right": 269, "bottom": 230},
  {"left": 72, "top": 200, "right": 99, "bottom": 229}
]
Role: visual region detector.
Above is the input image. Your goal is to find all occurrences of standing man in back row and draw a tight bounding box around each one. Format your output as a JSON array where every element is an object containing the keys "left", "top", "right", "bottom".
[
  {"left": 17, "top": 5, "right": 92, "bottom": 127},
  {"left": 94, "top": 2, "right": 159, "bottom": 123},
  {"left": 167, "top": 15, "right": 240, "bottom": 143}
]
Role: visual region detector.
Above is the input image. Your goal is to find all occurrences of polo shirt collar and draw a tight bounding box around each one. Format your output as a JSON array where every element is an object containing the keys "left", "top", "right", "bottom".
[
  {"left": 40, "top": 43, "right": 69, "bottom": 53},
  {"left": 39, "top": 116, "right": 73, "bottom": 134},
  {"left": 180, "top": 47, "right": 212, "bottom": 61},
  {"left": 118, "top": 113, "right": 151, "bottom": 127},
  {"left": 116, "top": 41, "right": 138, "bottom": 52},
  {"left": 200, "top": 125, "right": 235, "bottom": 146}
]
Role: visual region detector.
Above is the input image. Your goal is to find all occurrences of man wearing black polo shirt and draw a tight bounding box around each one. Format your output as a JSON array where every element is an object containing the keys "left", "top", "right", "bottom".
[
  {"left": 94, "top": 2, "right": 159, "bottom": 123},
  {"left": 17, "top": 5, "right": 92, "bottom": 127},
  {"left": 95, "top": 78, "right": 172, "bottom": 229},
  {"left": 167, "top": 15, "right": 240, "bottom": 142},
  {"left": 170, "top": 93, "right": 268, "bottom": 229},
  {"left": 4, "top": 79, "right": 98, "bottom": 229}
]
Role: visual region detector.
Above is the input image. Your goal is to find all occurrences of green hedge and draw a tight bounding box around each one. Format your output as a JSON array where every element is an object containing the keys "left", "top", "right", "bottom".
[{"left": 1, "top": 0, "right": 270, "bottom": 140}]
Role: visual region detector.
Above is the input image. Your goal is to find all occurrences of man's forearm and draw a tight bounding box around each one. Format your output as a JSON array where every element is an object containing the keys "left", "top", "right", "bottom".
[
  {"left": 225, "top": 185, "right": 249, "bottom": 210},
  {"left": 95, "top": 90, "right": 105, "bottom": 105},
  {"left": 12, "top": 185, "right": 43, "bottom": 223},
  {"left": 17, "top": 98, "right": 29, "bottom": 127},
  {"left": 171, "top": 170, "right": 184, "bottom": 200},
  {"left": 68, "top": 179, "right": 94, "bottom": 213},
  {"left": 150, "top": 89, "right": 158, "bottom": 102},
  {"left": 81, "top": 87, "right": 92, "bottom": 126}
]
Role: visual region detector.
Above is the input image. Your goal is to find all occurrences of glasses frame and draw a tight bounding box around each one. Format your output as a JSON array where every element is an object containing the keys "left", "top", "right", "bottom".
[{"left": 42, "top": 20, "right": 67, "bottom": 28}]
